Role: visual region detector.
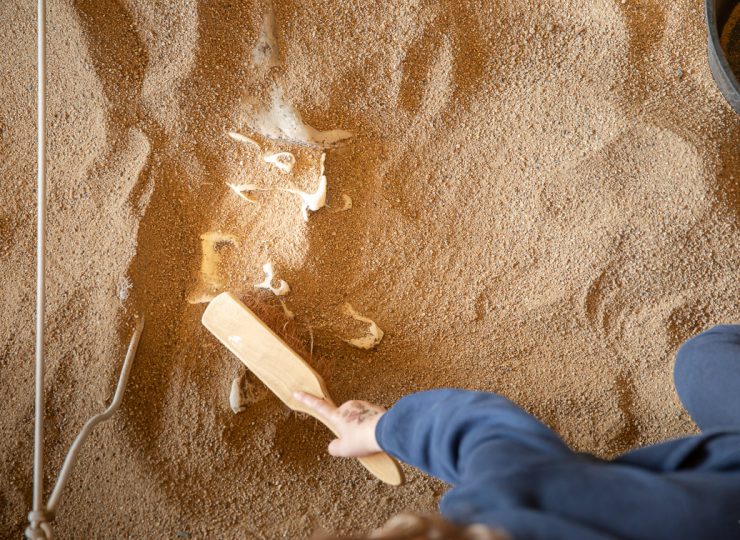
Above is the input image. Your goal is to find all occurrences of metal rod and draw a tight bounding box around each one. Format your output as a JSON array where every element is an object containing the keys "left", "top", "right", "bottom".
[
  {"left": 28, "top": 3, "right": 145, "bottom": 537},
  {"left": 47, "top": 319, "right": 145, "bottom": 513},
  {"left": 33, "top": 0, "right": 47, "bottom": 520}
]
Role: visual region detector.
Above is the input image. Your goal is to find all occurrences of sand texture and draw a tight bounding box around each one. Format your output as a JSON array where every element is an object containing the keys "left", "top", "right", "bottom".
[{"left": 1, "top": 0, "right": 739, "bottom": 537}]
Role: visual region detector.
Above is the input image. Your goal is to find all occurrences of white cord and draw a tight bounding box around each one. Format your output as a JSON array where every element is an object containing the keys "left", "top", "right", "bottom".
[{"left": 32, "top": 0, "right": 47, "bottom": 526}]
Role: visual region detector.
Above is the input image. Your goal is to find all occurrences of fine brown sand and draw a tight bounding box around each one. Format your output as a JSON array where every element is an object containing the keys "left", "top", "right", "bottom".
[{"left": 1, "top": 0, "right": 739, "bottom": 538}]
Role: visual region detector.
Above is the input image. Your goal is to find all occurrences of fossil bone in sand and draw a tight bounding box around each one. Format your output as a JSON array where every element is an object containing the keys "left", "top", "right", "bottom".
[
  {"left": 284, "top": 176, "right": 327, "bottom": 221},
  {"left": 227, "top": 131, "right": 260, "bottom": 149},
  {"left": 263, "top": 151, "right": 296, "bottom": 173},
  {"left": 282, "top": 152, "right": 327, "bottom": 220},
  {"left": 246, "top": 87, "right": 353, "bottom": 147},
  {"left": 251, "top": 8, "right": 280, "bottom": 69},
  {"left": 342, "top": 303, "right": 384, "bottom": 350},
  {"left": 187, "top": 231, "right": 236, "bottom": 304},
  {"left": 226, "top": 182, "right": 264, "bottom": 204},
  {"left": 332, "top": 193, "right": 352, "bottom": 212},
  {"left": 279, "top": 298, "right": 296, "bottom": 320},
  {"left": 229, "top": 373, "right": 249, "bottom": 413},
  {"left": 255, "top": 262, "right": 290, "bottom": 296}
]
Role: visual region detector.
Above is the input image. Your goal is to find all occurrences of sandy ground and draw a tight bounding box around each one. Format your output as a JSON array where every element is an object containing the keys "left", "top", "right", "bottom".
[{"left": 1, "top": 0, "right": 739, "bottom": 538}]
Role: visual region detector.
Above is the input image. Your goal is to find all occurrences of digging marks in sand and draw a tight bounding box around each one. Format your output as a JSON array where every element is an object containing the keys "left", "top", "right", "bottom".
[
  {"left": 579, "top": 122, "right": 712, "bottom": 345},
  {"left": 120, "top": 2, "right": 390, "bottom": 532},
  {"left": 5, "top": 0, "right": 739, "bottom": 538}
]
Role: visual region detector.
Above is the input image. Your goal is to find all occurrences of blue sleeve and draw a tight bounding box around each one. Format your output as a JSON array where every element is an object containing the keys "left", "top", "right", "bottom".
[
  {"left": 673, "top": 324, "right": 740, "bottom": 431},
  {"left": 375, "top": 388, "right": 573, "bottom": 485},
  {"left": 375, "top": 389, "right": 740, "bottom": 540}
]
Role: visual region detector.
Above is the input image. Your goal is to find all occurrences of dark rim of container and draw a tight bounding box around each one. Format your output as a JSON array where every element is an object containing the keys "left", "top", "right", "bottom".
[{"left": 706, "top": 0, "right": 740, "bottom": 113}]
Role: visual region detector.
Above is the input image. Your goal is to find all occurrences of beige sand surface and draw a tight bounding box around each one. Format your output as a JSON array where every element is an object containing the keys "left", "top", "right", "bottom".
[{"left": 1, "top": 0, "right": 738, "bottom": 537}]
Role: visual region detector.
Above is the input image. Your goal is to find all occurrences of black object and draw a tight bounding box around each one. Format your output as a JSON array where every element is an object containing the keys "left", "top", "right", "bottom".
[{"left": 706, "top": 0, "right": 740, "bottom": 114}]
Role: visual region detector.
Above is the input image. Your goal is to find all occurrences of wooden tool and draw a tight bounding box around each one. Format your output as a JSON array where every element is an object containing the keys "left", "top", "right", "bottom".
[{"left": 202, "top": 292, "right": 404, "bottom": 486}]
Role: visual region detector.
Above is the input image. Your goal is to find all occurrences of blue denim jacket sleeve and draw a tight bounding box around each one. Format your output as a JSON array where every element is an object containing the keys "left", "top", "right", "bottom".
[
  {"left": 375, "top": 388, "right": 740, "bottom": 540},
  {"left": 375, "top": 388, "right": 573, "bottom": 485}
]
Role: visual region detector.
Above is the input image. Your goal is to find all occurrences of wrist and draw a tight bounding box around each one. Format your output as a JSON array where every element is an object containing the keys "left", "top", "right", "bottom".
[{"left": 368, "top": 410, "right": 384, "bottom": 454}]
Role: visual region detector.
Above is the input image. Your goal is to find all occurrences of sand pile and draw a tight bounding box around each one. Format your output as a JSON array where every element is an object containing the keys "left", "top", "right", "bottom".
[{"left": 1, "top": 0, "right": 738, "bottom": 537}]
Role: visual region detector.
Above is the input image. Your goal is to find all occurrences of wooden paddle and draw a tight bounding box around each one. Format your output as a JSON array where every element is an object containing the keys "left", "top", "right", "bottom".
[{"left": 202, "top": 292, "right": 404, "bottom": 486}]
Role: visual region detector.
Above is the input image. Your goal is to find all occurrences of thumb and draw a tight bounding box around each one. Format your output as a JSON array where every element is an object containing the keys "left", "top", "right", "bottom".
[{"left": 328, "top": 438, "right": 344, "bottom": 457}]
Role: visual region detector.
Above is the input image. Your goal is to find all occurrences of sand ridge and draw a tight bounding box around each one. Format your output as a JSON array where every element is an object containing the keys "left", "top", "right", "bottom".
[{"left": 1, "top": 0, "right": 739, "bottom": 538}]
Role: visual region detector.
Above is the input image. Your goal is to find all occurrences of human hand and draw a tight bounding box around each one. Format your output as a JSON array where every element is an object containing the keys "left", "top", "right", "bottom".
[{"left": 293, "top": 391, "right": 386, "bottom": 458}]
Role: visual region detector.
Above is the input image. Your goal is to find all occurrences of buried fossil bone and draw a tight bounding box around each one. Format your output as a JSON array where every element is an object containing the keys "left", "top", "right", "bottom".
[
  {"left": 279, "top": 298, "right": 296, "bottom": 320},
  {"left": 281, "top": 152, "right": 327, "bottom": 220},
  {"left": 342, "top": 303, "right": 384, "bottom": 349},
  {"left": 227, "top": 152, "right": 328, "bottom": 220},
  {"left": 229, "top": 373, "right": 249, "bottom": 413},
  {"left": 227, "top": 178, "right": 326, "bottom": 220},
  {"left": 283, "top": 176, "right": 327, "bottom": 221},
  {"left": 245, "top": 87, "right": 353, "bottom": 147},
  {"left": 340, "top": 193, "right": 352, "bottom": 211},
  {"left": 263, "top": 151, "right": 296, "bottom": 173},
  {"left": 255, "top": 263, "right": 290, "bottom": 296},
  {"left": 187, "top": 232, "right": 236, "bottom": 304},
  {"left": 226, "top": 182, "right": 265, "bottom": 204},
  {"left": 227, "top": 131, "right": 260, "bottom": 149},
  {"left": 228, "top": 131, "right": 296, "bottom": 174},
  {"left": 330, "top": 193, "right": 352, "bottom": 213}
]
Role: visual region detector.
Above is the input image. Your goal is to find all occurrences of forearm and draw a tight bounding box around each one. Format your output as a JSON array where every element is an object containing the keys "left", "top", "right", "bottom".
[{"left": 375, "top": 389, "right": 572, "bottom": 484}]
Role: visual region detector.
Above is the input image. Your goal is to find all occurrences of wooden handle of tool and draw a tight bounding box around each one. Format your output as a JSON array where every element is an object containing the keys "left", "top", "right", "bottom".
[
  {"left": 202, "top": 292, "right": 404, "bottom": 485},
  {"left": 294, "top": 402, "right": 404, "bottom": 486},
  {"left": 356, "top": 452, "right": 404, "bottom": 485}
]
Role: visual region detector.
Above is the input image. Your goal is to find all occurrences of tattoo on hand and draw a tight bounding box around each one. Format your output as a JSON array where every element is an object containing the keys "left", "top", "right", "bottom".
[{"left": 342, "top": 405, "right": 379, "bottom": 424}]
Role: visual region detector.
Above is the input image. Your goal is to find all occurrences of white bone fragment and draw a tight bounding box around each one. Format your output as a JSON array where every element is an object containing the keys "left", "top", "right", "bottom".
[
  {"left": 186, "top": 292, "right": 216, "bottom": 305},
  {"left": 263, "top": 151, "right": 295, "bottom": 173},
  {"left": 335, "top": 194, "right": 352, "bottom": 212},
  {"left": 283, "top": 176, "right": 327, "bottom": 221},
  {"left": 247, "top": 87, "right": 353, "bottom": 147},
  {"left": 318, "top": 151, "right": 326, "bottom": 175},
  {"left": 279, "top": 298, "right": 295, "bottom": 320},
  {"left": 282, "top": 152, "right": 327, "bottom": 220},
  {"left": 342, "top": 303, "right": 384, "bottom": 349},
  {"left": 187, "top": 232, "right": 235, "bottom": 304},
  {"left": 251, "top": 9, "right": 280, "bottom": 69},
  {"left": 255, "top": 263, "right": 290, "bottom": 296},
  {"left": 226, "top": 182, "right": 265, "bottom": 204},
  {"left": 229, "top": 373, "right": 248, "bottom": 413},
  {"left": 227, "top": 131, "right": 260, "bottom": 149}
]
